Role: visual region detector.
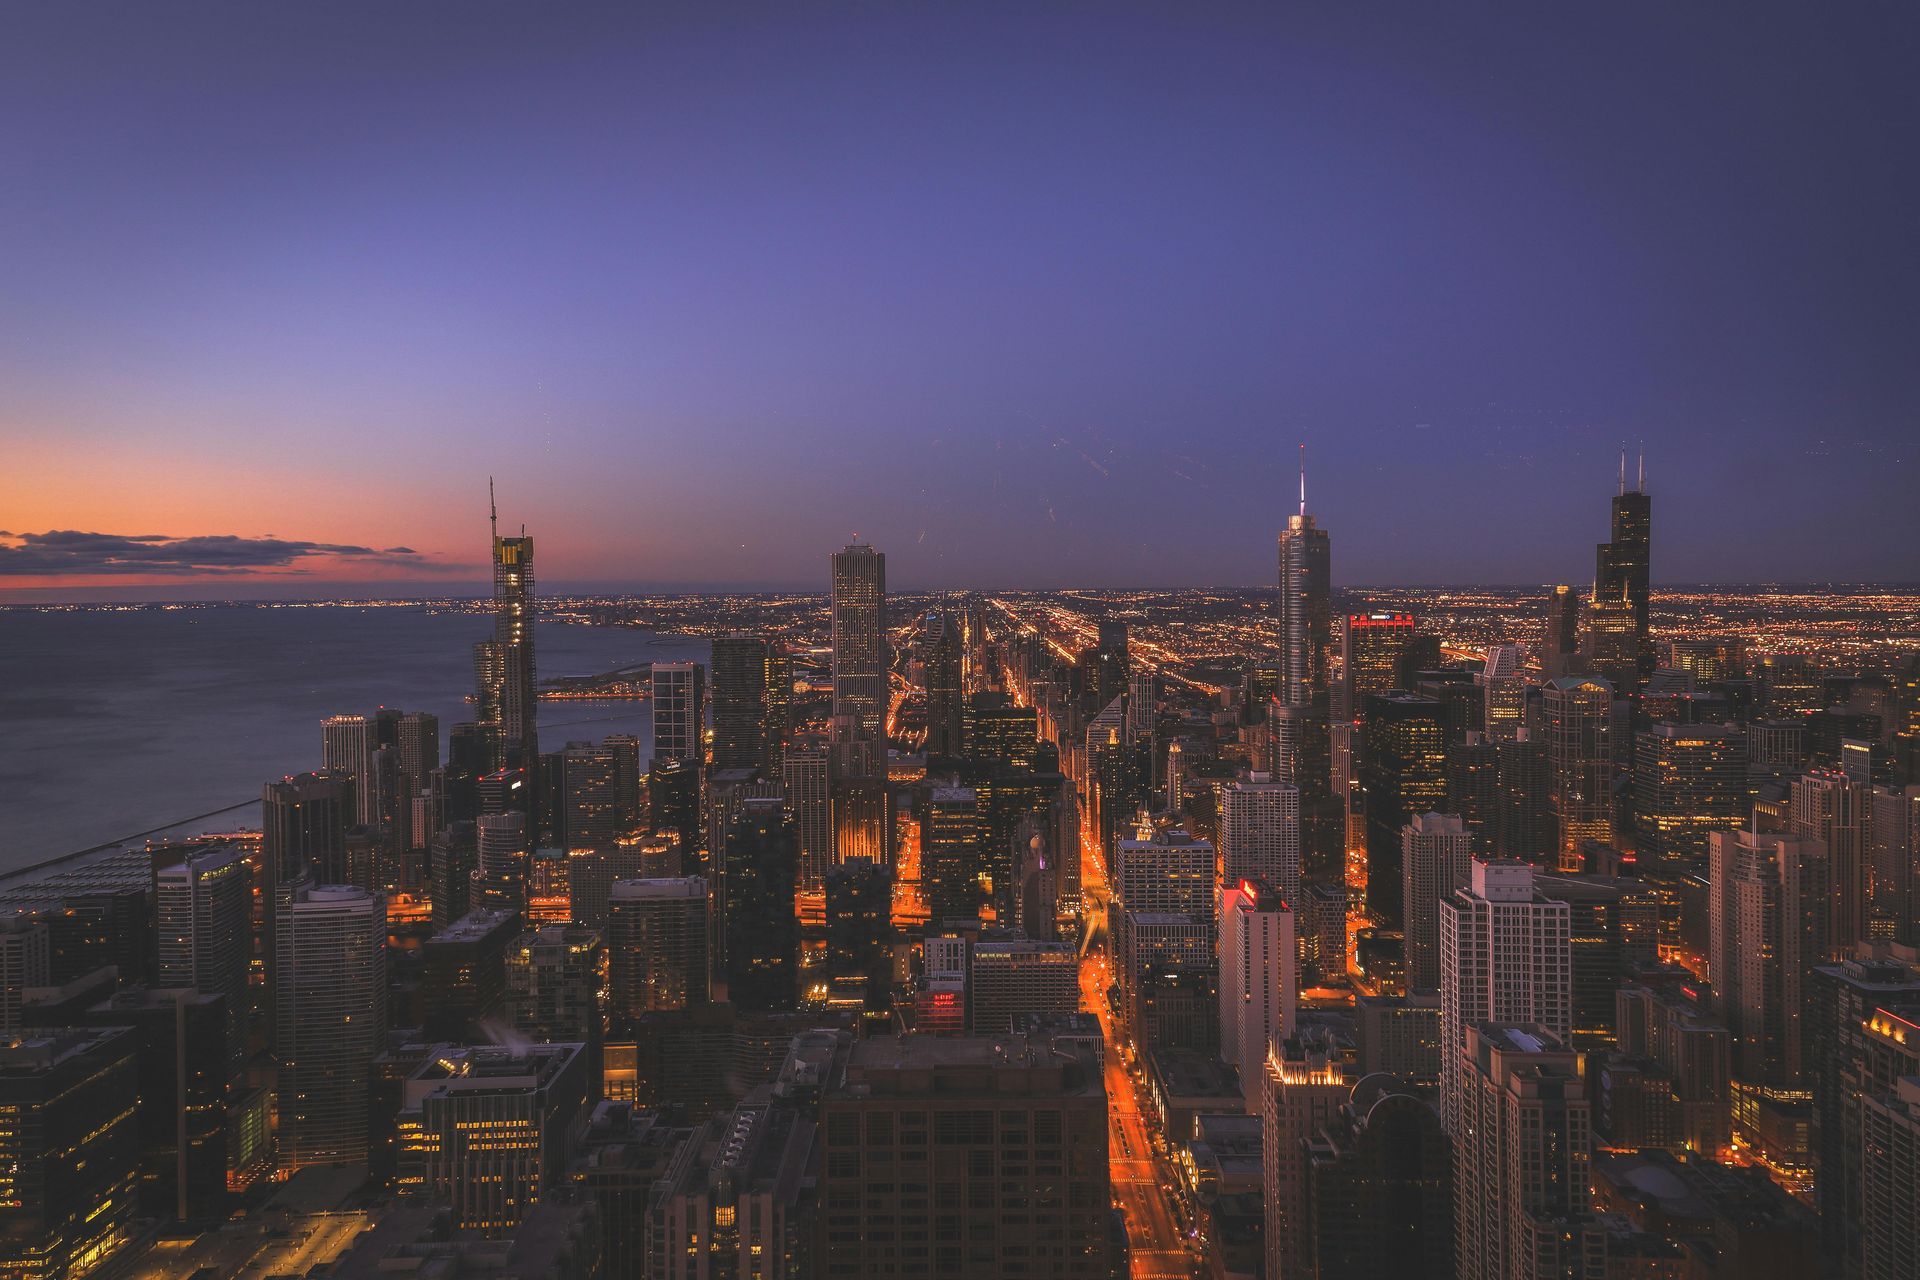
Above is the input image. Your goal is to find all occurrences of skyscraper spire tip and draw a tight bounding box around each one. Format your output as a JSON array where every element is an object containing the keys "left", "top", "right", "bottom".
[
  {"left": 1298, "top": 442, "right": 1307, "bottom": 519},
  {"left": 489, "top": 477, "right": 497, "bottom": 539}
]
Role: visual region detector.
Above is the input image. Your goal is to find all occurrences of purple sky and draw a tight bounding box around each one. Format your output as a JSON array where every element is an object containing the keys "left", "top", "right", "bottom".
[{"left": 2, "top": 3, "right": 1917, "bottom": 595}]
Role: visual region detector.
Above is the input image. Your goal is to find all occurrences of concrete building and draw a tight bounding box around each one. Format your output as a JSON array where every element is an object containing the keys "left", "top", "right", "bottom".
[{"left": 1218, "top": 878, "right": 1295, "bottom": 1113}]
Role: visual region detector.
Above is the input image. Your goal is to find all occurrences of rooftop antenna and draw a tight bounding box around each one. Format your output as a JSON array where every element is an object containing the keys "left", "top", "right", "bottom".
[
  {"left": 1637, "top": 446, "right": 1645, "bottom": 494},
  {"left": 489, "top": 477, "right": 498, "bottom": 541},
  {"left": 1298, "top": 443, "right": 1307, "bottom": 519},
  {"left": 1618, "top": 446, "right": 1626, "bottom": 496}
]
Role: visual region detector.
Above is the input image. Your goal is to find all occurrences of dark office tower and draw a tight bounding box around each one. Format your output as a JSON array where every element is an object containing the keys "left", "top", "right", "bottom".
[
  {"left": 475, "top": 810, "right": 529, "bottom": 914},
  {"left": 1276, "top": 453, "right": 1339, "bottom": 878},
  {"left": 429, "top": 820, "right": 477, "bottom": 929},
  {"left": 1401, "top": 813, "right": 1472, "bottom": 993},
  {"left": 1544, "top": 585, "right": 1581, "bottom": 679},
  {"left": 1893, "top": 652, "right": 1920, "bottom": 786},
  {"left": 924, "top": 786, "right": 985, "bottom": 924},
  {"left": 601, "top": 733, "right": 643, "bottom": 830},
  {"left": 1533, "top": 872, "right": 1661, "bottom": 1047},
  {"left": 562, "top": 741, "right": 621, "bottom": 850},
  {"left": 710, "top": 633, "right": 771, "bottom": 771},
  {"left": 830, "top": 542, "right": 889, "bottom": 742},
  {"left": 818, "top": 1034, "right": 1110, "bottom": 1280},
  {"left": 1447, "top": 735, "right": 1501, "bottom": 857},
  {"left": 262, "top": 771, "right": 352, "bottom": 892},
  {"left": 420, "top": 908, "right": 518, "bottom": 1041},
  {"left": 1807, "top": 951, "right": 1920, "bottom": 1280},
  {"left": 43, "top": 889, "right": 150, "bottom": 988},
  {"left": 1594, "top": 450, "right": 1654, "bottom": 692},
  {"left": 274, "top": 883, "right": 386, "bottom": 1172},
  {"left": 1758, "top": 653, "right": 1822, "bottom": 717},
  {"left": 764, "top": 643, "right": 793, "bottom": 766},
  {"left": 1493, "top": 737, "right": 1554, "bottom": 863},
  {"left": 0, "top": 914, "right": 49, "bottom": 1038},
  {"left": 1708, "top": 828, "right": 1827, "bottom": 1089},
  {"left": 1083, "top": 617, "right": 1130, "bottom": 715},
  {"left": 1585, "top": 592, "right": 1641, "bottom": 696},
  {"left": 322, "top": 713, "right": 375, "bottom": 824},
  {"left": 923, "top": 611, "right": 966, "bottom": 757},
  {"left": 1360, "top": 693, "right": 1448, "bottom": 925},
  {"left": 1792, "top": 768, "right": 1867, "bottom": 952},
  {"left": 444, "top": 722, "right": 495, "bottom": 826},
  {"left": 0, "top": 1027, "right": 140, "bottom": 1277},
  {"left": 782, "top": 744, "right": 835, "bottom": 890},
  {"left": 826, "top": 857, "right": 894, "bottom": 1007},
  {"left": 481, "top": 489, "right": 539, "bottom": 774},
  {"left": 505, "top": 924, "right": 604, "bottom": 1070},
  {"left": 1304, "top": 1078, "right": 1452, "bottom": 1280},
  {"left": 1543, "top": 676, "right": 1616, "bottom": 868},
  {"left": 1633, "top": 722, "right": 1746, "bottom": 872},
  {"left": 650, "top": 661, "right": 705, "bottom": 766},
  {"left": 1864, "top": 1076, "right": 1920, "bottom": 1280},
  {"left": 394, "top": 710, "right": 439, "bottom": 791},
  {"left": 648, "top": 757, "right": 702, "bottom": 863},
  {"left": 155, "top": 843, "right": 253, "bottom": 1077},
  {"left": 605, "top": 877, "right": 710, "bottom": 1023},
  {"left": 723, "top": 798, "right": 799, "bottom": 1011},
  {"left": 1339, "top": 611, "right": 1415, "bottom": 721}
]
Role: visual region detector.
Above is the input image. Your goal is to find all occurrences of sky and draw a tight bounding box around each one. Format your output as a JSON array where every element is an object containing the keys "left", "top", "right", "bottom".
[{"left": 2, "top": 2, "right": 1917, "bottom": 599}]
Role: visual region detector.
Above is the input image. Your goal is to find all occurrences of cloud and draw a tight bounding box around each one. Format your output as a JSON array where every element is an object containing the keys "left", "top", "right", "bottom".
[{"left": 0, "top": 529, "right": 432, "bottom": 577}]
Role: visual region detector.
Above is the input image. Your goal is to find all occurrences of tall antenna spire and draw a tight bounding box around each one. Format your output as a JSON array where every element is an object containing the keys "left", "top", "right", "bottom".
[
  {"left": 1298, "top": 442, "right": 1307, "bottom": 519},
  {"left": 1618, "top": 446, "right": 1626, "bottom": 496},
  {"left": 1637, "top": 446, "right": 1645, "bottom": 493}
]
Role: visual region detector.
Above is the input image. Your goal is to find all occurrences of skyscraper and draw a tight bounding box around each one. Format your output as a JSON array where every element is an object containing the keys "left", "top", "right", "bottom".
[
  {"left": 1438, "top": 860, "right": 1572, "bottom": 1134},
  {"left": 1453, "top": 1024, "right": 1597, "bottom": 1280},
  {"left": 923, "top": 785, "right": 984, "bottom": 923},
  {"left": 650, "top": 661, "right": 706, "bottom": 767},
  {"left": 710, "top": 633, "right": 771, "bottom": 771},
  {"left": 830, "top": 542, "right": 888, "bottom": 741},
  {"left": 606, "top": 877, "right": 711, "bottom": 1020},
  {"left": 274, "top": 882, "right": 387, "bottom": 1171},
  {"left": 1708, "top": 827, "right": 1828, "bottom": 1088},
  {"left": 1594, "top": 450, "right": 1653, "bottom": 693},
  {"left": 1861, "top": 1076, "right": 1920, "bottom": 1280},
  {"left": 1217, "top": 776, "right": 1302, "bottom": 906},
  {"left": 1544, "top": 585, "right": 1581, "bottom": 679},
  {"left": 505, "top": 923, "right": 604, "bottom": 1063},
  {"left": 562, "top": 740, "right": 622, "bottom": 850},
  {"left": 780, "top": 743, "right": 834, "bottom": 891},
  {"left": 1790, "top": 768, "right": 1866, "bottom": 953},
  {"left": 1219, "top": 879, "right": 1295, "bottom": 1111},
  {"left": 1339, "top": 610, "right": 1416, "bottom": 722},
  {"left": 1543, "top": 675, "right": 1615, "bottom": 867},
  {"left": 475, "top": 810, "right": 530, "bottom": 915},
  {"left": 322, "top": 713, "right": 377, "bottom": 825},
  {"left": 1360, "top": 692, "right": 1449, "bottom": 925},
  {"left": 485, "top": 490, "right": 539, "bottom": 773},
  {"left": 0, "top": 913, "right": 49, "bottom": 1038},
  {"left": 1304, "top": 1077, "right": 1452, "bottom": 1280},
  {"left": 723, "top": 797, "right": 799, "bottom": 1011},
  {"left": 155, "top": 842, "right": 253, "bottom": 1076},
  {"left": 922, "top": 610, "right": 965, "bottom": 757},
  {"left": 1481, "top": 644, "right": 1526, "bottom": 741},
  {"left": 1400, "top": 812, "right": 1472, "bottom": 993},
  {"left": 1274, "top": 451, "right": 1339, "bottom": 877},
  {"left": 1632, "top": 721, "right": 1746, "bottom": 872}
]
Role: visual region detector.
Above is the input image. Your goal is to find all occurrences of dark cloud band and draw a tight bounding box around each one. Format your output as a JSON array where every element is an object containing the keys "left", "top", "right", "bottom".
[{"left": 0, "top": 530, "right": 429, "bottom": 577}]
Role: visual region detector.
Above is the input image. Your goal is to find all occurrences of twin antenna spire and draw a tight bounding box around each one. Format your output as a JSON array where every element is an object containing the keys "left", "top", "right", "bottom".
[{"left": 1617, "top": 445, "right": 1647, "bottom": 495}]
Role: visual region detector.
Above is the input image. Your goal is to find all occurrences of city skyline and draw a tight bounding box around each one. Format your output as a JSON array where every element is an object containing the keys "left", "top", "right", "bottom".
[{"left": 5, "top": 5, "right": 1919, "bottom": 596}]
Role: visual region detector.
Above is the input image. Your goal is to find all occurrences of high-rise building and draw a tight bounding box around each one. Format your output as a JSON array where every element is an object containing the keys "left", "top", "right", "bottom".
[
  {"left": 651, "top": 662, "right": 706, "bottom": 767},
  {"left": 475, "top": 810, "right": 530, "bottom": 914},
  {"left": 262, "top": 770, "right": 353, "bottom": 892},
  {"left": 1544, "top": 585, "right": 1581, "bottom": 679},
  {"left": 505, "top": 923, "right": 604, "bottom": 1063},
  {"left": 1438, "top": 861, "right": 1572, "bottom": 1134},
  {"left": 1866, "top": 784, "right": 1920, "bottom": 945},
  {"left": 1219, "top": 879, "right": 1295, "bottom": 1111},
  {"left": 1634, "top": 722, "right": 1746, "bottom": 872},
  {"left": 479, "top": 498, "right": 539, "bottom": 774},
  {"left": 1534, "top": 872, "right": 1661, "bottom": 1047},
  {"left": 556, "top": 740, "right": 620, "bottom": 852},
  {"left": 723, "top": 798, "right": 799, "bottom": 1012},
  {"left": 420, "top": 908, "right": 519, "bottom": 1041},
  {"left": 969, "top": 938, "right": 1078, "bottom": 1034},
  {"left": 1862, "top": 1075, "right": 1920, "bottom": 1280},
  {"left": 606, "top": 877, "right": 710, "bottom": 1021},
  {"left": 1112, "top": 827, "right": 1214, "bottom": 917},
  {"left": 399, "top": 1042, "right": 589, "bottom": 1235},
  {"left": 1275, "top": 455, "right": 1339, "bottom": 877},
  {"left": 1260, "top": 1029, "right": 1352, "bottom": 1280},
  {"left": 1543, "top": 676, "right": 1616, "bottom": 866},
  {"left": 711, "top": 634, "right": 772, "bottom": 772},
  {"left": 1340, "top": 611, "right": 1416, "bottom": 722},
  {"left": 322, "top": 713, "right": 377, "bottom": 825},
  {"left": 1361, "top": 692, "right": 1449, "bottom": 925},
  {"left": 830, "top": 543, "right": 888, "bottom": 741},
  {"left": 825, "top": 857, "right": 893, "bottom": 1006},
  {"left": 1494, "top": 735, "right": 1554, "bottom": 863},
  {"left": 1453, "top": 1024, "right": 1598, "bottom": 1280},
  {"left": 274, "top": 882, "right": 387, "bottom": 1171},
  {"left": 1708, "top": 828, "right": 1828, "bottom": 1088},
  {"left": 1603, "top": 977, "right": 1731, "bottom": 1155},
  {"left": 923, "top": 786, "right": 984, "bottom": 924},
  {"left": 395, "top": 710, "right": 441, "bottom": 796},
  {"left": 1594, "top": 453, "right": 1653, "bottom": 693},
  {"left": 1790, "top": 769, "right": 1866, "bottom": 953},
  {"left": 1481, "top": 644, "right": 1526, "bottom": 741},
  {"left": 1400, "top": 812, "right": 1472, "bottom": 993},
  {"left": 782, "top": 744, "right": 834, "bottom": 891},
  {"left": 0, "top": 1027, "right": 141, "bottom": 1280},
  {"left": 816, "top": 1034, "right": 1110, "bottom": 1279},
  {"left": 155, "top": 842, "right": 253, "bottom": 1075},
  {"left": 1217, "top": 777, "right": 1302, "bottom": 907},
  {"left": 923, "top": 611, "right": 965, "bottom": 757},
  {"left": 1303, "top": 1077, "right": 1452, "bottom": 1280}
]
